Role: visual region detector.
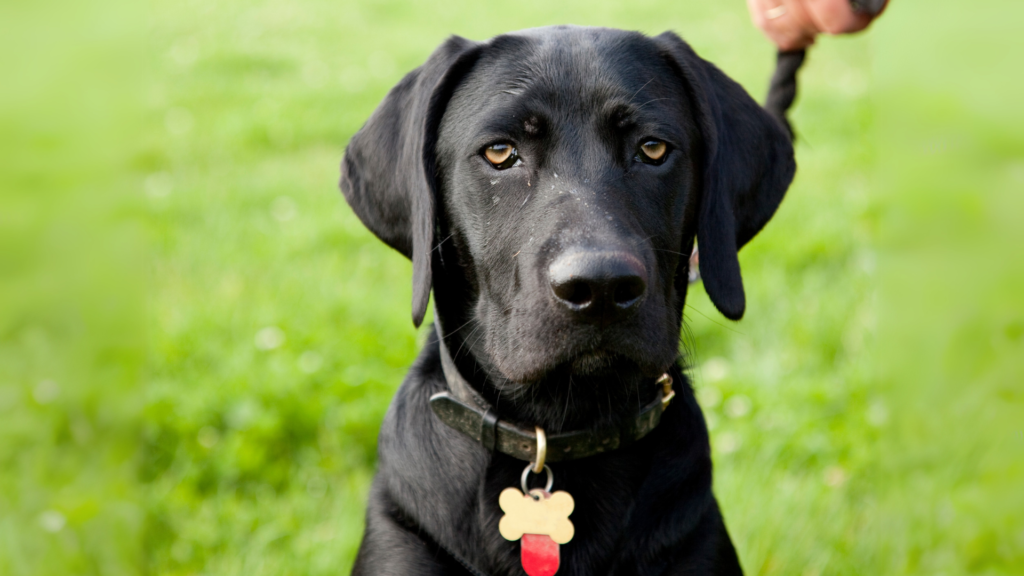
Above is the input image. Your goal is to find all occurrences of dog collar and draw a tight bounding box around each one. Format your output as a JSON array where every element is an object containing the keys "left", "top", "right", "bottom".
[{"left": 429, "top": 323, "right": 676, "bottom": 464}]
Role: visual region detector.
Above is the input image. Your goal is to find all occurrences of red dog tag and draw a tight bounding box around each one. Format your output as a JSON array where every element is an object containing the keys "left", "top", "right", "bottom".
[
  {"left": 499, "top": 487, "right": 575, "bottom": 576},
  {"left": 521, "top": 533, "right": 560, "bottom": 576}
]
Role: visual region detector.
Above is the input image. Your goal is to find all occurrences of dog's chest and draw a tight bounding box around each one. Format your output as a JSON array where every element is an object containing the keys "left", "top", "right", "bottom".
[{"left": 471, "top": 447, "right": 655, "bottom": 575}]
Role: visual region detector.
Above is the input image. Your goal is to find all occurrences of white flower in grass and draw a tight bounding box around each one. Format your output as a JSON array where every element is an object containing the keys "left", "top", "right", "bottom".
[
  {"left": 255, "top": 326, "right": 285, "bottom": 350},
  {"left": 866, "top": 399, "right": 889, "bottom": 427},
  {"left": 724, "top": 394, "right": 752, "bottom": 419},
  {"left": 702, "top": 357, "right": 730, "bottom": 383},
  {"left": 144, "top": 172, "right": 173, "bottom": 199},
  {"left": 824, "top": 465, "right": 848, "bottom": 487},
  {"left": 33, "top": 380, "right": 60, "bottom": 404},
  {"left": 298, "top": 351, "right": 323, "bottom": 373},
  {"left": 39, "top": 510, "right": 66, "bottom": 533},
  {"left": 271, "top": 196, "right": 297, "bottom": 222},
  {"left": 696, "top": 386, "right": 721, "bottom": 409},
  {"left": 716, "top": 432, "right": 740, "bottom": 454}
]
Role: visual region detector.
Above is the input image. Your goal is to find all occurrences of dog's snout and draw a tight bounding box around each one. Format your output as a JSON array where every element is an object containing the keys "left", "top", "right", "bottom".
[{"left": 548, "top": 251, "right": 647, "bottom": 323}]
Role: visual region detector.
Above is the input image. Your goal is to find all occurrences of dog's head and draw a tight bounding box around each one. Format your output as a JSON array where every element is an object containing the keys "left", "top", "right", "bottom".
[{"left": 341, "top": 26, "right": 793, "bottom": 425}]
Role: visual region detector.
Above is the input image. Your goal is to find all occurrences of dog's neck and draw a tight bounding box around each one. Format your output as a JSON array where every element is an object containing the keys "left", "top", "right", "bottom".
[
  {"left": 431, "top": 320, "right": 676, "bottom": 467},
  {"left": 434, "top": 317, "right": 666, "bottom": 434}
]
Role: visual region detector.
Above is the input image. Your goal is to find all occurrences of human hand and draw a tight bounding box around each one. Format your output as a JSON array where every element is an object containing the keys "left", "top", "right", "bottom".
[{"left": 747, "top": 0, "right": 887, "bottom": 51}]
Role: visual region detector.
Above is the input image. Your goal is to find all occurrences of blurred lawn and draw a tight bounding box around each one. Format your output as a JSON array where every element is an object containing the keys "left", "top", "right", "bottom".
[{"left": 1, "top": 0, "right": 1022, "bottom": 574}]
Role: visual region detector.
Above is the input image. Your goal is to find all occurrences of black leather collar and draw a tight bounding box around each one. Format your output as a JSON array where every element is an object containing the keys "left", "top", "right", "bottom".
[{"left": 429, "top": 323, "right": 675, "bottom": 464}]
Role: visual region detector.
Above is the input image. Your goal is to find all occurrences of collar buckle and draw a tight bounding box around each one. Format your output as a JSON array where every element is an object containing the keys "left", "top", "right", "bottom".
[{"left": 657, "top": 373, "right": 675, "bottom": 410}]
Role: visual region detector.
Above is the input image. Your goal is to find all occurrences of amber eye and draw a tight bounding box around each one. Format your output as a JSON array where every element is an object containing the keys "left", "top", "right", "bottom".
[
  {"left": 483, "top": 143, "right": 518, "bottom": 169},
  {"left": 637, "top": 140, "right": 668, "bottom": 164}
]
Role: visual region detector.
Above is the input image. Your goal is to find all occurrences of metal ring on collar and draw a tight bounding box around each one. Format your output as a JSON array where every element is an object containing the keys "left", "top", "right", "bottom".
[
  {"left": 521, "top": 462, "right": 554, "bottom": 495},
  {"left": 532, "top": 426, "right": 547, "bottom": 473}
]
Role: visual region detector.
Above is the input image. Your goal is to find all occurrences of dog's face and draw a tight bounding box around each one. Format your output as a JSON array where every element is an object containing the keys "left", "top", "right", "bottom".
[
  {"left": 341, "top": 26, "right": 794, "bottom": 422},
  {"left": 435, "top": 29, "right": 698, "bottom": 383}
]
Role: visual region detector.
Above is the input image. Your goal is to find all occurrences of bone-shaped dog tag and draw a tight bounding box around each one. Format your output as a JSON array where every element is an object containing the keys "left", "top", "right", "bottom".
[{"left": 499, "top": 487, "right": 575, "bottom": 576}]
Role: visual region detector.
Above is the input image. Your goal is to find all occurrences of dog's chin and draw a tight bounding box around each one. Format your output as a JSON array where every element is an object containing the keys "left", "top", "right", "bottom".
[
  {"left": 489, "top": 349, "right": 666, "bottom": 430},
  {"left": 568, "top": 350, "right": 630, "bottom": 376},
  {"left": 495, "top": 347, "right": 653, "bottom": 385}
]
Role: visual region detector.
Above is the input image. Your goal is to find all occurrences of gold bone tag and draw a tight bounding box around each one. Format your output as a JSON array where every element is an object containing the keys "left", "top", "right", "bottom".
[{"left": 498, "top": 487, "right": 575, "bottom": 544}]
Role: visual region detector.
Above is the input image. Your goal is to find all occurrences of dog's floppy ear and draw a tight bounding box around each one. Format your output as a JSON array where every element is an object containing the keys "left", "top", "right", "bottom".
[
  {"left": 656, "top": 32, "right": 796, "bottom": 320},
  {"left": 340, "top": 36, "right": 482, "bottom": 327}
]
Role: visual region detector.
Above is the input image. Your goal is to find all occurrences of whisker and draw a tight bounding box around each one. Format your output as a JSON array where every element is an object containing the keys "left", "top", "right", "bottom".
[
  {"left": 441, "top": 316, "right": 477, "bottom": 338},
  {"left": 560, "top": 374, "right": 573, "bottom": 431},
  {"left": 634, "top": 97, "right": 670, "bottom": 112},
  {"left": 684, "top": 304, "right": 745, "bottom": 335},
  {"left": 432, "top": 232, "right": 455, "bottom": 253},
  {"left": 627, "top": 78, "right": 655, "bottom": 105},
  {"left": 453, "top": 324, "right": 483, "bottom": 360},
  {"left": 651, "top": 247, "right": 692, "bottom": 257}
]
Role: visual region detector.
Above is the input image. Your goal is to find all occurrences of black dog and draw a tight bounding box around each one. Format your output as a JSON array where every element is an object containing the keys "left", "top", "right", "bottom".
[{"left": 340, "top": 26, "right": 799, "bottom": 575}]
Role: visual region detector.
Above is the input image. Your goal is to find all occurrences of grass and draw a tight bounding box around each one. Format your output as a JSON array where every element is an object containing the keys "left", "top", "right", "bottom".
[{"left": 1, "top": 0, "right": 1022, "bottom": 574}]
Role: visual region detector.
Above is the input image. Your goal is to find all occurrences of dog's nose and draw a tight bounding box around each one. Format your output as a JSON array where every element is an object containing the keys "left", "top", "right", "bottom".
[{"left": 548, "top": 251, "right": 647, "bottom": 323}]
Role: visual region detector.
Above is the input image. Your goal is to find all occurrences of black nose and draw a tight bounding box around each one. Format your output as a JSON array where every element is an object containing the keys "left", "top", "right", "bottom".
[{"left": 548, "top": 250, "right": 647, "bottom": 323}]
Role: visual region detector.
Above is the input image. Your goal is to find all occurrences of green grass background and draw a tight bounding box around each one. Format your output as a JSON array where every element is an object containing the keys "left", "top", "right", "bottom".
[{"left": 1, "top": 0, "right": 1022, "bottom": 574}]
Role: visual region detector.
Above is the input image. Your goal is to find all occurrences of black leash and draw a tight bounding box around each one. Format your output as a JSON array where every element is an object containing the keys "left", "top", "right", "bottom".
[
  {"left": 764, "top": 0, "right": 887, "bottom": 139},
  {"left": 765, "top": 49, "right": 807, "bottom": 140}
]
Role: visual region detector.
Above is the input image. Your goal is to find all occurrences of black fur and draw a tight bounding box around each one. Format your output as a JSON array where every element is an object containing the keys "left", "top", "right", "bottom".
[{"left": 340, "top": 26, "right": 794, "bottom": 575}]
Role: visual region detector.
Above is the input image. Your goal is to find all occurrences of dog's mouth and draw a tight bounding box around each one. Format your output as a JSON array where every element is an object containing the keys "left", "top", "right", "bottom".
[
  {"left": 492, "top": 338, "right": 666, "bottom": 385},
  {"left": 475, "top": 276, "right": 682, "bottom": 390},
  {"left": 485, "top": 347, "right": 666, "bottom": 430},
  {"left": 568, "top": 349, "right": 630, "bottom": 376}
]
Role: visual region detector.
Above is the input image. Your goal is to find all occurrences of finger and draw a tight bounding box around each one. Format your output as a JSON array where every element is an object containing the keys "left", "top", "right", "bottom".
[
  {"left": 804, "top": 0, "right": 878, "bottom": 34},
  {"left": 747, "top": 0, "right": 821, "bottom": 51}
]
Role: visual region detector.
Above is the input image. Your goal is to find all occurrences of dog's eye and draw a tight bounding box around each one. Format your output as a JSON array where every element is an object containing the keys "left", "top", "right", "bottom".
[
  {"left": 483, "top": 143, "right": 518, "bottom": 169},
  {"left": 636, "top": 140, "right": 668, "bottom": 164}
]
